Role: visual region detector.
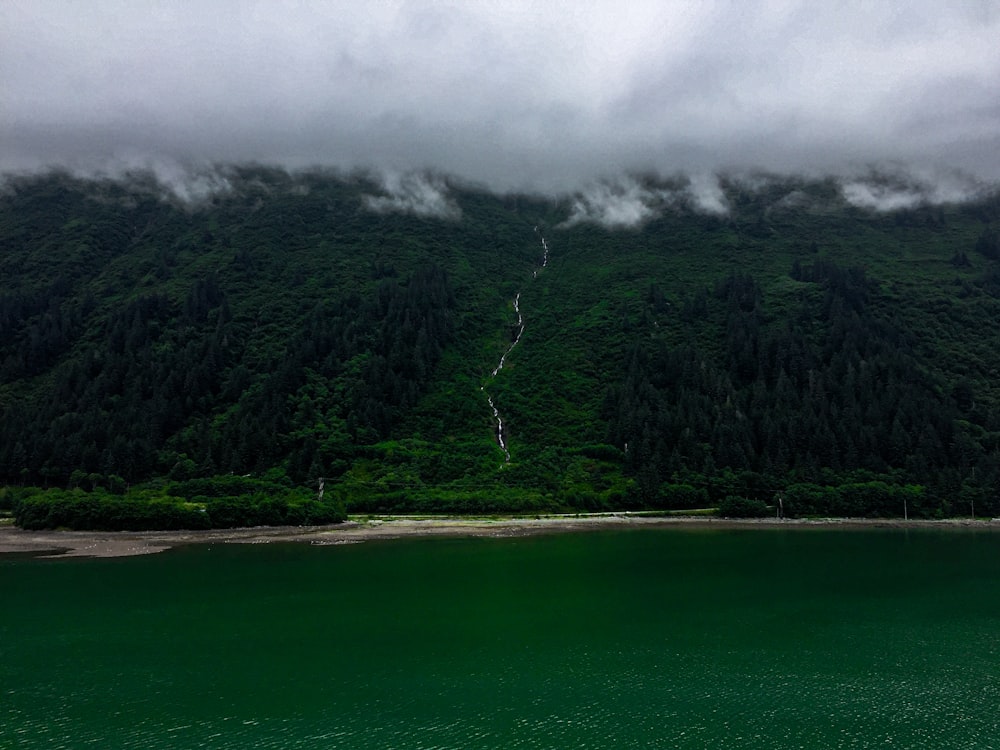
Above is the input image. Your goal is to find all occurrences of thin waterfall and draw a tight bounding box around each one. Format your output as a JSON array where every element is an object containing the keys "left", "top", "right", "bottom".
[{"left": 482, "top": 230, "right": 550, "bottom": 464}]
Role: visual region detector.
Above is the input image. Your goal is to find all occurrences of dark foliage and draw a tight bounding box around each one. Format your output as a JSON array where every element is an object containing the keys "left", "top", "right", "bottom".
[
  {"left": 2, "top": 169, "right": 1000, "bottom": 521},
  {"left": 604, "top": 261, "right": 1000, "bottom": 515}
]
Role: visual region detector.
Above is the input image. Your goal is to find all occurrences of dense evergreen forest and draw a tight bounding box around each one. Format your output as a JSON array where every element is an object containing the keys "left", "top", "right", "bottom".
[{"left": 2, "top": 166, "right": 1000, "bottom": 527}]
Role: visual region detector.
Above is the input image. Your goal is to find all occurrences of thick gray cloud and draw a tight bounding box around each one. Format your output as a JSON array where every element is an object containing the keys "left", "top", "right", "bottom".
[{"left": 3, "top": 1, "right": 999, "bottom": 193}]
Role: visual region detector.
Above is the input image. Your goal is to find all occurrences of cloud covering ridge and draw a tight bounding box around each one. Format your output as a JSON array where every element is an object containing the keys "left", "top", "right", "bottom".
[{"left": 2, "top": 2, "right": 999, "bottom": 193}]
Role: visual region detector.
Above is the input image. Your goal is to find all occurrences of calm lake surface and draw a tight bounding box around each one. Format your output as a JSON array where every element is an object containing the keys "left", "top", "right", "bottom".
[{"left": 3, "top": 527, "right": 1000, "bottom": 749}]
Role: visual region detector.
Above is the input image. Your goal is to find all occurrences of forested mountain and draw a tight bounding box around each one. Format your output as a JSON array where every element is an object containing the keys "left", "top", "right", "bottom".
[{"left": 2, "top": 167, "right": 1000, "bottom": 524}]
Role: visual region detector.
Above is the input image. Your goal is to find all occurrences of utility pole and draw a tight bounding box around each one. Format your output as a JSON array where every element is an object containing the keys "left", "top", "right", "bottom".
[{"left": 972, "top": 467, "right": 976, "bottom": 521}]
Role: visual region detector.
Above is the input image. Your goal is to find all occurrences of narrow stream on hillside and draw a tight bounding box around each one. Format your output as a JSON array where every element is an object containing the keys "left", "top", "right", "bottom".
[{"left": 481, "top": 229, "right": 550, "bottom": 463}]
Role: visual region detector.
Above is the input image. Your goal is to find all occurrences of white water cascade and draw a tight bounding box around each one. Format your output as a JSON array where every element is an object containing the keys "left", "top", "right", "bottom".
[{"left": 481, "top": 230, "right": 550, "bottom": 463}]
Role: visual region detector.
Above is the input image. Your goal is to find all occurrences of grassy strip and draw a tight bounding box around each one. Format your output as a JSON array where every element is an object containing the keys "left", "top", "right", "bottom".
[{"left": 6, "top": 483, "right": 345, "bottom": 531}]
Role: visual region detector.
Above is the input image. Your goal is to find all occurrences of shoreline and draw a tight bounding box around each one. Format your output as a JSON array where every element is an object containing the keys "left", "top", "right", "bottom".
[{"left": 0, "top": 514, "right": 997, "bottom": 559}]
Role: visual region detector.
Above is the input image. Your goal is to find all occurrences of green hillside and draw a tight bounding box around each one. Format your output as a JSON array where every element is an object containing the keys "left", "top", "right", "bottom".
[{"left": 2, "top": 167, "right": 1000, "bottom": 525}]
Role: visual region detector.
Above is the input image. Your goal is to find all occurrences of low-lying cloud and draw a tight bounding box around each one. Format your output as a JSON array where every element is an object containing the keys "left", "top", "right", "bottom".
[
  {"left": 686, "top": 174, "right": 729, "bottom": 216},
  {"left": 839, "top": 166, "right": 987, "bottom": 212},
  {"left": 362, "top": 172, "right": 461, "bottom": 220},
  {"left": 38, "top": 154, "right": 236, "bottom": 205},
  {"left": 118, "top": 159, "right": 233, "bottom": 205},
  {"left": 561, "top": 174, "right": 730, "bottom": 228},
  {"left": 562, "top": 179, "right": 660, "bottom": 229}
]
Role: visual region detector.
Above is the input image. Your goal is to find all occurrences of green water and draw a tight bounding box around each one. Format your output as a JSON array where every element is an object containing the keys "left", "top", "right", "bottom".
[{"left": 3, "top": 528, "right": 1000, "bottom": 749}]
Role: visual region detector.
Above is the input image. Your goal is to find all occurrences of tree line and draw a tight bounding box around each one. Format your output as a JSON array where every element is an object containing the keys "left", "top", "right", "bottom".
[{"left": 604, "top": 261, "right": 1000, "bottom": 516}]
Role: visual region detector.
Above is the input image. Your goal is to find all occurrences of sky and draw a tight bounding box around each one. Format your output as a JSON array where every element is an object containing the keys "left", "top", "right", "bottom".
[{"left": 3, "top": 0, "right": 1000, "bottom": 196}]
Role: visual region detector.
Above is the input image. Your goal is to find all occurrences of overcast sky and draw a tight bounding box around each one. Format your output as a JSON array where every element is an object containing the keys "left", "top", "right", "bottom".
[{"left": 3, "top": 1, "right": 999, "bottom": 192}]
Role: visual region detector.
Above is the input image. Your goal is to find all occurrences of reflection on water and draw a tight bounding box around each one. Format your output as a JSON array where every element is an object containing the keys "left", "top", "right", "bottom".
[{"left": 3, "top": 529, "right": 1000, "bottom": 748}]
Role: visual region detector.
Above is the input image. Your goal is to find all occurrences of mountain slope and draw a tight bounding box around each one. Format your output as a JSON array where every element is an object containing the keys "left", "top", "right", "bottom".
[{"left": 2, "top": 168, "right": 999, "bottom": 519}]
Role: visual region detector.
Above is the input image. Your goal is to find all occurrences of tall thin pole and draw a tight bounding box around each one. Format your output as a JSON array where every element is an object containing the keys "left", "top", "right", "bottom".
[{"left": 971, "top": 468, "right": 976, "bottom": 520}]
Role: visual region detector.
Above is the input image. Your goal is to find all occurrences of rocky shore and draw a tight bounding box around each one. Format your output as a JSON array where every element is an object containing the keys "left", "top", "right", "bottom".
[{"left": 1, "top": 514, "right": 996, "bottom": 559}]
